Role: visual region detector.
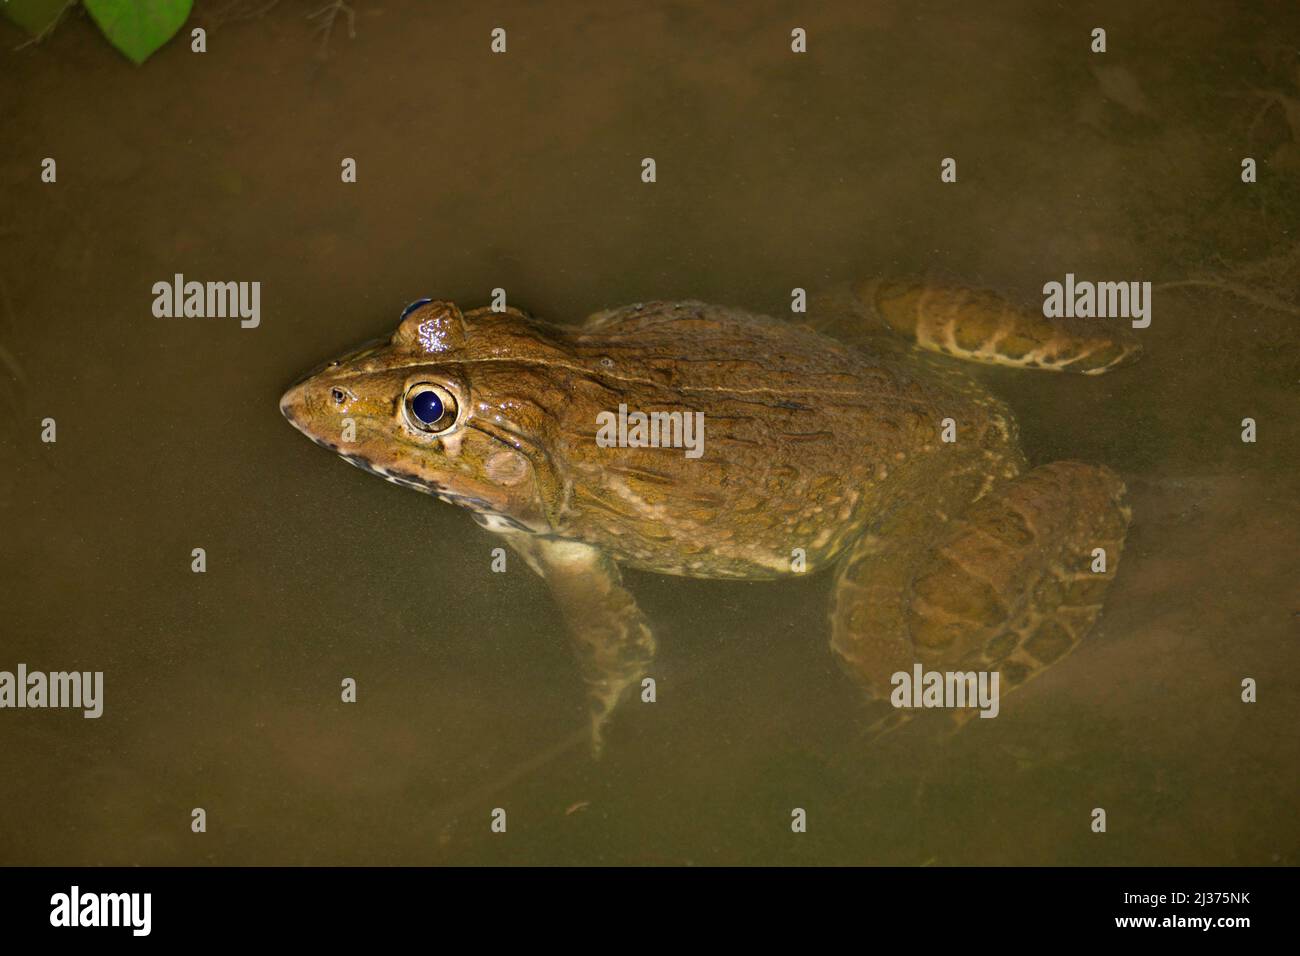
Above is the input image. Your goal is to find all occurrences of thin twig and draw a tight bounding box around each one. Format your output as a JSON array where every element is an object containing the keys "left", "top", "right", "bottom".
[
  {"left": 1155, "top": 279, "right": 1300, "bottom": 317},
  {"left": 1244, "top": 89, "right": 1300, "bottom": 145},
  {"left": 13, "top": 0, "right": 77, "bottom": 52},
  {"left": 0, "top": 276, "right": 24, "bottom": 387},
  {"left": 207, "top": 0, "right": 282, "bottom": 31},
  {"left": 307, "top": 0, "right": 356, "bottom": 59}
]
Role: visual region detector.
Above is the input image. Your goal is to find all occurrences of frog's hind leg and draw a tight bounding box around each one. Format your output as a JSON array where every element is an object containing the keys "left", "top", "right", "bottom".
[
  {"left": 855, "top": 280, "right": 1142, "bottom": 375},
  {"left": 831, "top": 462, "right": 1130, "bottom": 738},
  {"left": 504, "top": 535, "right": 656, "bottom": 757}
]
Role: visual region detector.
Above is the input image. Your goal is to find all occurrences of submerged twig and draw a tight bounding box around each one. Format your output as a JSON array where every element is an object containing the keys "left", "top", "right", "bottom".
[
  {"left": 307, "top": 0, "right": 356, "bottom": 59},
  {"left": 207, "top": 0, "right": 282, "bottom": 31},
  {"left": 0, "top": 276, "right": 25, "bottom": 389},
  {"left": 1155, "top": 279, "right": 1300, "bottom": 317},
  {"left": 1156, "top": 238, "right": 1300, "bottom": 317},
  {"left": 1243, "top": 88, "right": 1300, "bottom": 145},
  {"left": 12, "top": 0, "right": 77, "bottom": 52}
]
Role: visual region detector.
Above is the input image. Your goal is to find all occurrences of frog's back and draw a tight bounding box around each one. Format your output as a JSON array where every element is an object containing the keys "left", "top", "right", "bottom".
[
  {"left": 575, "top": 299, "right": 918, "bottom": 402},
  {"left": 549, "top": 301, "right": 987, "bottom": 578}
]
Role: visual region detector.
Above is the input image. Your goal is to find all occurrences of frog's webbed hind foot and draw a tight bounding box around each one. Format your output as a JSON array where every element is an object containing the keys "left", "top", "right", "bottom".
[
  {"left": 504, "top": 536, "right": 656, "bottom": 758},
  {"left": 832, "top": 461, "right": 1131, "bottom": 733}
]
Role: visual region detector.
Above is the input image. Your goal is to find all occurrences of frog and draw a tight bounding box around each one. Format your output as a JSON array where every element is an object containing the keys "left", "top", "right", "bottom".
[{"left": 279, "top": 280, "right": 1138, "bottom": 753}]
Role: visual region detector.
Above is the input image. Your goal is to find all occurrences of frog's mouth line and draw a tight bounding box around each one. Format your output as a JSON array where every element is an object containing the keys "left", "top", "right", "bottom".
[
  {"left": 337, "top": 450, "right": 536, "bottom": 532},
  {"left": 279, "top": 401, "right": 338, "bottom": 451},
  {"left": 336, "top": 451, "right": 499, "bottom": 510}
]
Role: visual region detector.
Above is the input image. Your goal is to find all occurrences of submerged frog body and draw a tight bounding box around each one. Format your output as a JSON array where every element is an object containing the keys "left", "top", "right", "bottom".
[{"left": 280, "top": 282, "right": 1137, "bottom": 751}]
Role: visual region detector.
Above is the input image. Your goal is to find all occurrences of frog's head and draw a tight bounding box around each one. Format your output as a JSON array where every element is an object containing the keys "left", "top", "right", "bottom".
[{"left": 279, "top": 299, "right": 564, "bottom": 533}]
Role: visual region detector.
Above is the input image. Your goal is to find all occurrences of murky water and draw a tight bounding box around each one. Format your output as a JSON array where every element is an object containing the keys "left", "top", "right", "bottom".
[{"left": 1, "top": 0, "right": 1296, "bottom": 865}]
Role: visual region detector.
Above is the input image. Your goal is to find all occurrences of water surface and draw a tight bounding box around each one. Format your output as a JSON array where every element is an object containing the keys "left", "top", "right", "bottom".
[{"left": 1, "top": 0, "right": 1296, "bottom": 865}]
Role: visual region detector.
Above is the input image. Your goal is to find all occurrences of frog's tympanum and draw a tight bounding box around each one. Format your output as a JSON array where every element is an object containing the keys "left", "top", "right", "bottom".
[{"left": 281, "top": 282, "right": 1138, "bottom": 752}]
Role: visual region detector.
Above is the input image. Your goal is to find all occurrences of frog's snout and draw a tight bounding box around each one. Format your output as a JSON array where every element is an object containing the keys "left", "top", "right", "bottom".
[{"left": 279, "top": 381, "right": 306, "bottom": 428}]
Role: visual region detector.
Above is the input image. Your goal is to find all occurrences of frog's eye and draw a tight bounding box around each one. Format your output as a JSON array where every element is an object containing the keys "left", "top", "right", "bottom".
[
  {"left": 404, "top": 383, "right": 459, "bottom": 433},
  {"left": 330, "top": 387, "right": 348, "bottom": 406}
]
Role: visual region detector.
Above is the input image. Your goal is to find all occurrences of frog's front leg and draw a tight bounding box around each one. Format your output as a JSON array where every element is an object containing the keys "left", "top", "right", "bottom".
[{"left": 503, "top": 534, "right": 656, "bottom": 755}]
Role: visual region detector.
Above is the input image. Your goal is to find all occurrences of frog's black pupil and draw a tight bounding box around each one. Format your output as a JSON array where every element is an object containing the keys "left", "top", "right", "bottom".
[
  {"left": 411, "top": 389, "right": 444, "bottom": 425},
  {"left": 332, "top": 389, "right": 345, "bottom": 404}
]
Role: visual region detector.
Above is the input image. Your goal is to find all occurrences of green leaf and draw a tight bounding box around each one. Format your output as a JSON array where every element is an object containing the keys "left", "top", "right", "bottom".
[
  {"left": 82, "top": 0, "right": 193, "bottom": 64},
  {"left": 1, "top": 0, "right": 74, "bottom": 38}
]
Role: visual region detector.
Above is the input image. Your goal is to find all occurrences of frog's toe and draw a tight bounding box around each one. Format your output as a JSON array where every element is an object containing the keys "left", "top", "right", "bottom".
[
  {"left": 860, "top": 699, "right": 914, "bottom": 745},
  {"left": 588, "top": 712, "right": 607, "bottom": 760},
  {"left": 584, "top": 675, "right": 638, "bottom": 759}
]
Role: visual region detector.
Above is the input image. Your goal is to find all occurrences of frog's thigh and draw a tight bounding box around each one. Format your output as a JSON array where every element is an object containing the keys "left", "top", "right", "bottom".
[
  {"left": 831, "top": 462, "right": 1129, "bottom": 702},
  {"left": 504, "top": 535, "right": 656, "bottom": 753}
]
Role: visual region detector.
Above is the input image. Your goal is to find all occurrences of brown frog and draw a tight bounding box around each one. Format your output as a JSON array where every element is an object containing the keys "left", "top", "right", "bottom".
[{"left": 279, "top": 281, "right": 1137, "bottom": 751}]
